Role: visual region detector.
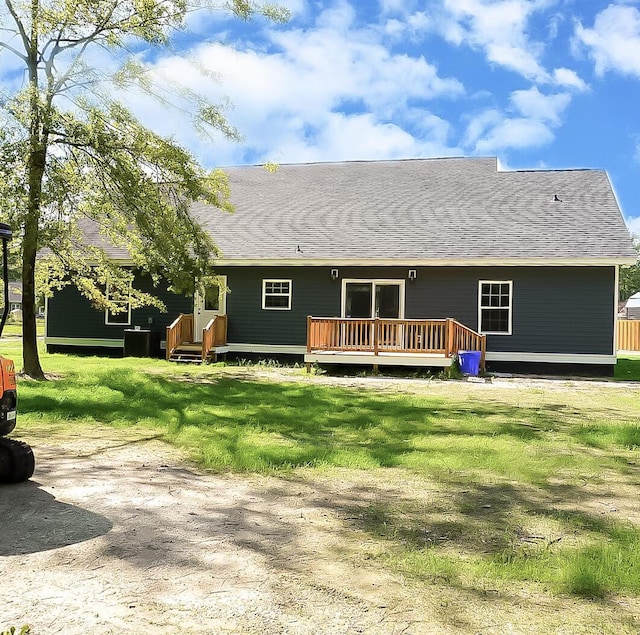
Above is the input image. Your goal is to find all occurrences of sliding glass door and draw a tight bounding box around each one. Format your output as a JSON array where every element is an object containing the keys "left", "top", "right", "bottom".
[{"left": 343, "top": 281, "right": 404, "bottom": 319}]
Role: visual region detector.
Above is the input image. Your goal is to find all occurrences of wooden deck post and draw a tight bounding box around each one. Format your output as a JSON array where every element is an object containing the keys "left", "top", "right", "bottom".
[
  {"left": 374, "top": 319, "right": 379, "bottom": 356},
  {"left": 445, "top": 318, "right": 455, "bottom": 357}
]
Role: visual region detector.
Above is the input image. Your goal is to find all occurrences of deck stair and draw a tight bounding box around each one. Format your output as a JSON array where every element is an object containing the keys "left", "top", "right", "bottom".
[
  {"left": 168, "top": 343, "right": 206, "bottom": 363},
  {"left": 166, "top": 313, "right": 228, "bottom": 364}
]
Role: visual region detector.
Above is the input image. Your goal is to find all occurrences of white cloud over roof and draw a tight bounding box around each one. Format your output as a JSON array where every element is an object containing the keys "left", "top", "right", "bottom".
[{"left": 575, "top": 5, "right": 640, "bottom": 78}]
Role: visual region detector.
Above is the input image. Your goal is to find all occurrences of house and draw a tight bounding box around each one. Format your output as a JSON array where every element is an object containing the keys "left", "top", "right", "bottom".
[
  {"left": 44, "top": 157, "right": 636, "bottom": 375},
  {"left": 8, "top": 282, "right": 21, "bottom": 312},
  {"left": 623, "top": 292, "right": 640, "bottom": 319}
]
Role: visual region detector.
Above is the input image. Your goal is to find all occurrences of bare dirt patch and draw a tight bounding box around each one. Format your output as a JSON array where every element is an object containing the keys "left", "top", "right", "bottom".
[{"left": 2, "top": 373, "right": 640, "bottom": 634}]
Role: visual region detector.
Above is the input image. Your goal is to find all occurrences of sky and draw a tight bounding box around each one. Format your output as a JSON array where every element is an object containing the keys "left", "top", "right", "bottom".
[{"left": 3, "top": 0, "right": 640, "bottom": 234}]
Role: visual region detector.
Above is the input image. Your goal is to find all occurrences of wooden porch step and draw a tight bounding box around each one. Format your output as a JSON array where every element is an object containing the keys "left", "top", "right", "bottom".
[{"left": 168, "top": 346, "right": 203, "bottom": 364}]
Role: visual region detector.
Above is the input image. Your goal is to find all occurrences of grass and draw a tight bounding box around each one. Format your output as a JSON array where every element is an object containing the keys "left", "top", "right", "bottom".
[
  {"left": 614, "top": 353, "right": 640, "bottom": 381},
  {"left": 6, "top": 340, "right": 640, "bottom": 619},
  {"left": 1, "top": 318, "right": 45, "bottom": 338}
]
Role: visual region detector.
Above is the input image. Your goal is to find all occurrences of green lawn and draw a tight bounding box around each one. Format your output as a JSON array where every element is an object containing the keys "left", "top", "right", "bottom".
[
  {"left": 6, "top": 341, "right": 640, "bottom": 627},
  {"left": 1, "top": 319, "right": 45, "bottom": 338}
]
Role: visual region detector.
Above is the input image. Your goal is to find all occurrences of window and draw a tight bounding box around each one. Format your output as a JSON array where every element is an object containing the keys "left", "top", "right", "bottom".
[
  {"left": 262, "top": 279, "right": 291, "bottom": 310},
  {"left": 478, "top": 280, "right": 512, "bottom": 335},
  {"left": 105, "top": 281, "right": 132, "bottom": 325}
]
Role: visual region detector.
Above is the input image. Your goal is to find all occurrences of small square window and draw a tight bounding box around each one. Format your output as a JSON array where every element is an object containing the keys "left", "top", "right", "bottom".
[{"left": 262, "top": 280, "right": 291, "bottom": 310}]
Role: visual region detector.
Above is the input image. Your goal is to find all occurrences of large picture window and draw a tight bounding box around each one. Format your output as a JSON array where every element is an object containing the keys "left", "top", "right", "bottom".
[
  {"left": 478, "top": 280, "right": 512, "bottom": 335},
  {"left": 105, "top": 282, "right": 132, "bottom": 325},
  {"left": 262, "top": 280, "right": 292, "bottom": 310}
]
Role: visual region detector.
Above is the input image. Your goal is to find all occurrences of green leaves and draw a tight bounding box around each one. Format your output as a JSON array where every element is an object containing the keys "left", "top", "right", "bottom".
[{"left": 1, "top": 0, "right": 288, "bottom": 375}]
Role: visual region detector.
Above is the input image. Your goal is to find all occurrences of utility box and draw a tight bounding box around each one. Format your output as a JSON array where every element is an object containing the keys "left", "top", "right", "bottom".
[{"left": 123, "top": 329, "right": 158, "bottom": 357}]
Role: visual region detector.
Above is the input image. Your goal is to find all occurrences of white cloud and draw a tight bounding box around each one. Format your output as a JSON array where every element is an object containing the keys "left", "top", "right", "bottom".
[
  {"left": 575, "top": 5, "right": 640, "bottom": 77},
  {"left": 442, "top": 0, "right": 549, "bottom": 81},
  {"left": 626, "top": 216, "right": 640, "bottom": 236},
  {"left": 552, "top": 67, "right": 589, "bottom": 92},
  {"left": 473, "top": 117, "right": 554, "bottom": 153},
  {"left": 462, "top": 85, "right": 570, "bottom": 154},
  {"left": 266, "top": 112, "right": 457, "bottom": 164},
  {"left": 510, "top": 86, "right": 571, "bottom": 124},
  {"left": 315, "top": 0, "right": 356, "bottom": 31},
  {"left": 118, "top": 4, "right": 465, "bottom": 166}
]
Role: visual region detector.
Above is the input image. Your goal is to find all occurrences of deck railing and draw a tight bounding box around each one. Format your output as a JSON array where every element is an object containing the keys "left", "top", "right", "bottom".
[
  {"left": 166, "top": 313, "right": 194, "bottom": 360},
  {"left": 307, "top": 317, "right": 485, "bottom": 368},
  {"left": 201, "top": 315, "right": 228, "bottom": 361}
]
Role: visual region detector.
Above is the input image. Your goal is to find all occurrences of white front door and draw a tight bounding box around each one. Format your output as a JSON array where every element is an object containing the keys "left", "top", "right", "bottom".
[{"left": 194, "top": 277, "right": 226, "bottom": 342}]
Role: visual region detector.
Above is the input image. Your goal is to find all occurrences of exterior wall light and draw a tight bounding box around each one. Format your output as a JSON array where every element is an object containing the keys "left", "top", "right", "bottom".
[
  {"left": 408, "top": 269, "right": 417, "bottom": 281},
  {"left": 331, "top": 269, "right": 339, "bottom": 280}
]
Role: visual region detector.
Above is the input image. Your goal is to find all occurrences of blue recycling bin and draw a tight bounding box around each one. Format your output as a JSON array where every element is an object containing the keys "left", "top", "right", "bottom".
[{"left": 458, "top": 350, "right": 482, "bottom": 376}]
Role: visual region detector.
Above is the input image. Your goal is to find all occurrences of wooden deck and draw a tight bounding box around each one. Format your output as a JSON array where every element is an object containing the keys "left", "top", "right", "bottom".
[
  {"left": 305, "top": 317, "right": 485, "bottom": 370},
  {"left": 166, "top": 314, "right": 228, "bottom": 363}
]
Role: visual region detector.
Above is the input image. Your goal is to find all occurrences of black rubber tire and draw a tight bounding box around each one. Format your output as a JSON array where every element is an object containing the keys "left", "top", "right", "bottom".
[
  {"left": 0, "top": 441, "right": 12, "bottom": 481},
  {"left": 0, "top": 438, "right": 35, "bottom": 483}
]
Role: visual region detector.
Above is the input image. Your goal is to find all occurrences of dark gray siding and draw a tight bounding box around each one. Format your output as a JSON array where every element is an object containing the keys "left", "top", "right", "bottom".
[
  {"left": 46, "top": 272, "right": 192, "bottom": 341},
  {"left": 47, "top": 265, "right": 616, "bottom": 357},
  {"left": 219, "top": 265, "right": 616, "bottom": 355},
  {"left": 402, "top": 266, "right": 615, "bottom": 355},
  {"left": 220, "top": 267, "right": 340, "bottom": 346}
]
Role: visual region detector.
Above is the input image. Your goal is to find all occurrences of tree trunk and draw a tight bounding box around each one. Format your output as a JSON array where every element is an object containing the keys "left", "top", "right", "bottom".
[
  {"left": 21, "top": 4, "right": 47, "bottom": 380},
  {"left": 22, "top": 216, "right": 44, "bottom": 379},
  {"left": 21, "top": 144, "right": 46, "bottom": 380}
]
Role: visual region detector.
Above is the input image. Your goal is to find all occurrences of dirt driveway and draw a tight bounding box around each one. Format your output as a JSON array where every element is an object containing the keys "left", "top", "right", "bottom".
[
  {"left": 2, "top": 373, "right": 639, "bottom": 634},
  {"left": 2, "top": 426, "right": 439, "bottom": 635}
]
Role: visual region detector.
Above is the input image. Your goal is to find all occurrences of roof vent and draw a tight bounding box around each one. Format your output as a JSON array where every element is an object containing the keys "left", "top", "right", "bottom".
[{"left": 553, "top": 194, "right": 562, "bottom": 202}]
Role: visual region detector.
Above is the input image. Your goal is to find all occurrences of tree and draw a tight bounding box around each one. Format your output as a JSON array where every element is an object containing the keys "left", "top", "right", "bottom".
[
  {"left": 620, "top": 234, "right": 640, "bottom": 302},
  {"left": 0, "top": 0, "right": 287, "bottom": 379}
]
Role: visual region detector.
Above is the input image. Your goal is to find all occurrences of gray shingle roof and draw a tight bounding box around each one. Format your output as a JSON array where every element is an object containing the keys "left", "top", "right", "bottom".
[
  {"left": 191, "top": 157, "right": 636, "bottom": 264},
  {"left": 85, "top": 157, "right": 638, "bottom": 265}
]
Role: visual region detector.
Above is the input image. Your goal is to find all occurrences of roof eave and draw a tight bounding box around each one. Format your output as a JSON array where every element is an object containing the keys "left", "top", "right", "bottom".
[{"left": 214, "top": 257, "right": 637, "bottom": 267}]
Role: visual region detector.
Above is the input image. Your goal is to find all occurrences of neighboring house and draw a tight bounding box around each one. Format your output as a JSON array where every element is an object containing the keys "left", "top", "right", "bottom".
[
  {"left": 8, "top": 282, "right": 21, "bottom": 312},
  {"left": 624, "top": 292, "right": 640, "bottom": 319},
  {"left": 45, "top": 157, "right": 636, "bottom": 375}
]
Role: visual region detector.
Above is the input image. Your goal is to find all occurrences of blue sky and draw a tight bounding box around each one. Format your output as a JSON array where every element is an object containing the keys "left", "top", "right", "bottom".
[
  {"left": 155, "top": 0, "right": 640, "bottom": 231},
  {"left": 4, "top": 0, "right": 640, "bottom": 234}
]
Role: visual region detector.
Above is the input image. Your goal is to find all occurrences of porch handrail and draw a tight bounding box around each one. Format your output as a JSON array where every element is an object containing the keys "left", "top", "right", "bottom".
[
  {"left": 448, "top": 318, "right": 486, "bottom": 370},
  {"left": 307, "top": 316, "right": 486, "bottom": 369},
  {"left": 202, "top": 315, "right": 228, "bottom": 361},
  {"left": 166, "top": 313, "right": 194, "bottom": 360}
]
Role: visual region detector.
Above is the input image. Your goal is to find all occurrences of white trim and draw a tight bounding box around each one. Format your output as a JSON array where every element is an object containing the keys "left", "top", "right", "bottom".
[
  {"left": 44, "top": 294, "right": 49, "bottom": 340},
  {"left": 478, "top": 280, "right": 513, "bottom": 335},
  {"left": 194, "top": 275, "right": 227, "bottom": 337},
  {"left": 227, "top": 343, "right": 307, "bottom": 355},
  {"left": 341, "top": 278, "right": 406, "bottom": 318},
  {"left": 614, "top": 265, "right": 620, "bottom": 356},
  {"left": 212, "top": 257, "right": 636, "bottom": 267},
  {"left": 262, "top": 279, "right": 292, "bottom": 310},
  {"left": 45, "top": 337, "right": 124, "bottom": 348},
  {"left": 485, "top": 351, "right": 616, "bottom": 365},
  {"left": 105, "top": 281, "right": 132, "bottom": 326}
]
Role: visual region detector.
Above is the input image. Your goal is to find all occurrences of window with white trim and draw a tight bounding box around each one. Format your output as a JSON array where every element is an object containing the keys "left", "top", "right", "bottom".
[
  {"left": 105, "top": 281, "right": 132, "bottom": 325},
  {"left": 478, "top": 280, "right": 512, "bottom": 335},
  {"left": 262, "top": 279, "right": 292, "bottom": 310}
]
